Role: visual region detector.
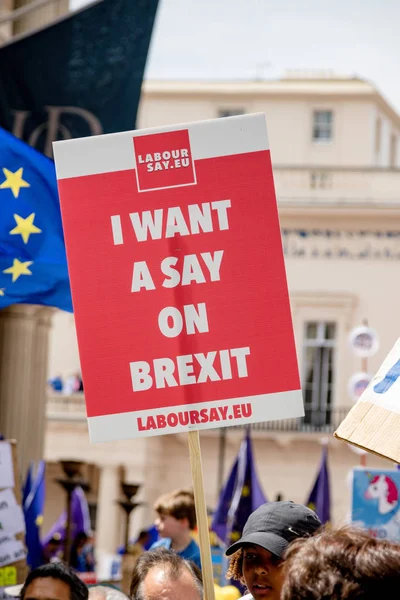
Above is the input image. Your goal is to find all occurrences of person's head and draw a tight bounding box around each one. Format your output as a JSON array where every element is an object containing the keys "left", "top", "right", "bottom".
[
  {"left": 20, "top": 563, "right": 88, "bottom": 600},
  {"left": 45, "top": 536, "right": 61, "bottom": 552},
  {"left": 281, "top": 526, "right": 400, "bottom": 600},
  {"left": 226, "top": 501, "right": 321, "bottom": 600},
  {"left": 154, "top": 489, "right": 196, "bottom": 539},
  {"left": 130, "top": 547, "right": 203, "bottom": 600},
  {"left": 73, "top": 531, "right": 89, "bottom": 549},
  {"left": 88, "top": 585, "right": 128, "bottom": 600}
]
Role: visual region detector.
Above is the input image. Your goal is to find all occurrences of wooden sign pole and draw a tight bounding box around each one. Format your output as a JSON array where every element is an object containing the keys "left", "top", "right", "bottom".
[{"left": 188, "top": 430, "right": 216, "bottom": 600}]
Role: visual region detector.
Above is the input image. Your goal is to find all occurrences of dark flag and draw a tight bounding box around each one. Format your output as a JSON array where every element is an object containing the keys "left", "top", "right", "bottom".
[
  {"left": 0, "top": 127, "right": 72, "bottom": 311},
  {"left": 22, "top": 462, "right": 34, "bottom": 507},
  {"left": 0, "top": 0, "right": 159, "bottom": 157},
  {"left": 42, "top": 487, "right": 91, "bottom": 546},
  {"left": 306, "top": 444, "right": 331, "bottom": 524},
  {"left": 212, "top": 432, "right": 267, "bottom": 545},
  {"left": 24, "top": 461, "right": 46, "bottom": 569},
  {"left": 211, "top": 455, "right": 239, "bottom": 543}
]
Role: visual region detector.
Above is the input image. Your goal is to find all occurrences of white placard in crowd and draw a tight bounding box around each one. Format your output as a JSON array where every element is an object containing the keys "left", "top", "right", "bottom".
[{"left": 0, "top": 444, "right": 14, "bottom": 490}]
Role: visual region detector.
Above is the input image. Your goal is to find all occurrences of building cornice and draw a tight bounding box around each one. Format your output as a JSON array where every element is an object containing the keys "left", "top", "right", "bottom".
[{"left": 142, "top": 79, "right": 400, "bottom": 129}]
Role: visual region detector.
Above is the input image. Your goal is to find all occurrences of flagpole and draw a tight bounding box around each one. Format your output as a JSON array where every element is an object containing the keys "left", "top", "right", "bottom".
[{"left": 216, "top": 428, "right": 227, "bottom": 498}]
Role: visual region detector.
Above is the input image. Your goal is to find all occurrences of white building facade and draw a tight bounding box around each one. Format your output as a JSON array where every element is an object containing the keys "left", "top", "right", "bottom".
[{"left": 45, "top": 75, "right": 400, "bottom": 552}]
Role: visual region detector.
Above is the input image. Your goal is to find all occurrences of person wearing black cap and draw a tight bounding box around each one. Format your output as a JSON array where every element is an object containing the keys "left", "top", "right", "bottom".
[{"left": 226, "top": 501, "right": 321, "bottom": 600}]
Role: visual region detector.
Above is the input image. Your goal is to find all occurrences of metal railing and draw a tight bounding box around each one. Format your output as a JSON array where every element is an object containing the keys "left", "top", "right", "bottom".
[
  {"left": 47, "top": 392, "right": 86, "bottom": 420},
  {"left": 46, "top": 393, "right": 350, "bottom": 432},
  {"left": 242, "top": 407, "right": 350, "bottom": 433}
]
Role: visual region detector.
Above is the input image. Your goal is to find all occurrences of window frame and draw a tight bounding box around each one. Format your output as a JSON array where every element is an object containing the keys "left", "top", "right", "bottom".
[
  {"left": 312, "top": 109, "right": 334, "bottom": 143},
  {"left": 302, "top": 321, "right": 336, "bottom": 426}
]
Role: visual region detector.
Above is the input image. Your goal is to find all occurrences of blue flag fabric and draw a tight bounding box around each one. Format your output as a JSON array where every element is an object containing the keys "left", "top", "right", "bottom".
[
  {"left": 0, "top": 127, "right": 72, "bottom": 311},
  {"left": 306, "top": 445, "right": 331, "bottom": 524},
  {"left": 211, "top": 456, "right": 239, "bottom": 544},
  {"left": 24, "top": 461, "right": 46, "bottom": 569},
  {"left": 212, "top": 432, "right": 267, "bottom": 545},
  {"left": 143, "top": 525, "right": 159, "bottom": 550},
  {"left": 22, "top": 462, "right": 34, "bottom": 508},
  {"left": 42, "top": 486, "right": 91, "bottom": 546}
]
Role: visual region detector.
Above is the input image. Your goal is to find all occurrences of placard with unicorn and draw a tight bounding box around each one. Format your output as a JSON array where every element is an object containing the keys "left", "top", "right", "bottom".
[{"left": 351, "top": 467, "right": 400, "bottom": 541}]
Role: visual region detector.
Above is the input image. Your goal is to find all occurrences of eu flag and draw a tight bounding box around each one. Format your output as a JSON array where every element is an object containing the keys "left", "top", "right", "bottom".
[
  {"left": 227, "top": 432, "right": 268, "bottom": 545},
  {"left": 211, "top": 455, "right": 239, "bottom": 543},
  {"left": 212, "top": 432, "right": 267, "bottom": 545},
  {"left": 0, "top": 127, "right": 72, "bottom": 311},
  {"left": 22, "top": 462, "right": 34, "bottom": 507},
  {"left": 42, "top": 486, "right": 91, "bottom": 547},
  {"left": 24, "top": 460, "right": 46, "bottom": 569},
  {"left": 306, "top": 444, "right": 331, "bottom": 524}
]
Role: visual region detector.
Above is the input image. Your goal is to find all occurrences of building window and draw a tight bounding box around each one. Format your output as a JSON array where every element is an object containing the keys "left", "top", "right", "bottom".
[
  {"left": 310, "top": 171, "right": 332, "bottom": 189},
  {"left": 218, "top": 108, "right": 245, "bottom": 118},
  {"left": 303, "top": 321, "right": 336, "bottom": 427},
  {"left": 312, "top": 110, "right": 333, "bottom": 142}
]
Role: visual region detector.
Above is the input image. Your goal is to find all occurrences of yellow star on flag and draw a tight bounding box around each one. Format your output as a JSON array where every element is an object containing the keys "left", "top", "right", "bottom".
[
  {"left": 241, "top": 485, "right": 250, "bottom": 497},
  {"left": 0, "top": 289, "right": 4, "bottom": 296},
  {"left": 10, "top": 213, "right": 42, "bottom": 244},
  {"left": 0, "top": 168, "right": 30, "bottom": 198},
  {"left": 3, "top": 258, "right": 33, "bottom": 282},
  {"left": 35, "top": 515, "right": 44, "bottom": 527}
]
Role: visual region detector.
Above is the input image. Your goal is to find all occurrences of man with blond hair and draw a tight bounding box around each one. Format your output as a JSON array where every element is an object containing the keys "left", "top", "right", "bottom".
[{"left": 150, "top": 488, "right": 201, "bottom": 569}]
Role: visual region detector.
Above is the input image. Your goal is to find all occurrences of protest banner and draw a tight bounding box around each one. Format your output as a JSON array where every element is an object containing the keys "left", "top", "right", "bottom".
[
  {"left": 351, "top": 467, "right": 400, "bottom": 542},
  {"left": 0, "top": 441, "right": 27, "bottom": 599},
  {"left": 335, "top": 338, "right": 400, "bottom": 462},
  {"left": 53, "top": 114, "right": 303, "bottom": 599}
]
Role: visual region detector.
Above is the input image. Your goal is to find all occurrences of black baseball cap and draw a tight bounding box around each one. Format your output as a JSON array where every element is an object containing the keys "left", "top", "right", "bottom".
[{"left": 225, "top": 501, "right": 321, "bottom": 558}]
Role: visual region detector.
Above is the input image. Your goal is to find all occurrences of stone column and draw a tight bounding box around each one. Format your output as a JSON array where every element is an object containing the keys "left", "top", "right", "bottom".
[
  {"left": 0, "top": 305, "right": 54, "bottom": 475},
  {"left": 96, "top": 465, "right": 122, "bottom": 554},
  {"left": 27, "top": 307, "right": 54, "bottom": 462},
  {"left": 13, "top": 0, "right": 69, "bottom": 35}
]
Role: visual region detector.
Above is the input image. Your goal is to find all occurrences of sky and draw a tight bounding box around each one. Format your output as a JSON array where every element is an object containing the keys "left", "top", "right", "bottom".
[{"left": 70, "top": 0, "right": 400, "bottom": 113}]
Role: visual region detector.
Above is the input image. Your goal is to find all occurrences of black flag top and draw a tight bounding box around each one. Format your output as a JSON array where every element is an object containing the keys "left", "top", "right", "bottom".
[{"left": 0, "top": 0, "right": 159, "bottom": 157}]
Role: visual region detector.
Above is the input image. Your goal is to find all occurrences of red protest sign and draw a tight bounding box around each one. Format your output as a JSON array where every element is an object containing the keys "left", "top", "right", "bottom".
[{"left": 54, "top": 114, "right": 303, "bottom": 442}]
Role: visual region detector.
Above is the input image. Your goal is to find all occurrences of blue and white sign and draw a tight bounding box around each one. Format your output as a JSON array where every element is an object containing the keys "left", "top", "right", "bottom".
[{"left": 352, "top": 468, "right": 400, "bottom": 541}]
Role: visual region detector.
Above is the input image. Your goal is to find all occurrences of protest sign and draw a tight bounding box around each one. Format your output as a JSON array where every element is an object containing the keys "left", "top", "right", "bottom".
[
  {"left": 351, "top": 467, "right": 400, "bottom": 541},
  {"left": 53, "top": 114, "right": 303, "bottom": 443},
  {"left": 335, "top": 338, "right": 400, "bottom": 462},
  {"left": 0, "top": 442, "right": 27, "bottom": 595},
  {"left": 53, "top": 114, "right": 302, "bottom": 600},
  {"left": 0, "top": 445, "right": 14, "bottom": 490}
]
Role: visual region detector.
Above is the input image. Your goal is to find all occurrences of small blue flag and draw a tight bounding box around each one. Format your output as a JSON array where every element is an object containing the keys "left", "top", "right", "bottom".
[
  {"left": 24, "top": 460, "right": 46, "bottom": 569},
  {"left": 211, "top": 456, "right": 239, "bottom": 544},
  {"left": 212, "top": 432, "right": 267, "bottom": 545},
  {"left": 143, "top": 525, "right": 159, "bottom": 550},
  {"left": 306, "top": 444, "right": 331, "bottom": 524},
  {"left": 42, "top": 486, "right": 91, "bottom": 547},
  {"left": 0, "top": 127, "right": 72, "bottom": 311},
  {"left": 22, "top": 462, "right": 34, "bottom": 508}
]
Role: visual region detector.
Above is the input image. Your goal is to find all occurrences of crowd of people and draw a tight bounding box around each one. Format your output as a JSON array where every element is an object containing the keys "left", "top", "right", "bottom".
[
  {"left": 11, "top": 486, "right": 400, "bottom": 600},
  {"left": 48, "top": 373, "right": 84, "bottom": 394}
]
